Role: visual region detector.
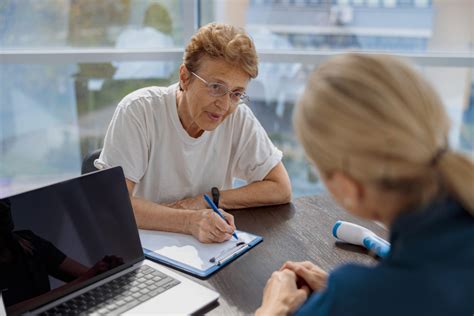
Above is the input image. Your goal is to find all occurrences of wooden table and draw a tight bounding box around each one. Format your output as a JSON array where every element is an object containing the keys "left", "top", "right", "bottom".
[{"left": 191, "top": 194, "right": 388, "bottom": 315}]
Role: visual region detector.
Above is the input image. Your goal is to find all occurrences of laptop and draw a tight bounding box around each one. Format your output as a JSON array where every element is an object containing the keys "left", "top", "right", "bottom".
[{"left": 0, "top": 167, "right": 219, "bottom": 315}]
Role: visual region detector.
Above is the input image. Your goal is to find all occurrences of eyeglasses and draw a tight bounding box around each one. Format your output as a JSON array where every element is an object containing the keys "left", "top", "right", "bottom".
[{"left": 191, "top": 72, "right": 250, "bottom": 105}]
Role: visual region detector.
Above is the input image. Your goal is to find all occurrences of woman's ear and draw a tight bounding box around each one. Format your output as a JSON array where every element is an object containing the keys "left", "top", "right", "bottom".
[
  {"left": 179, "top": 64, "right": 190, "bottom": 91},
  {"left": 325, "top": 171, "right": 365, "bottom": 213}
]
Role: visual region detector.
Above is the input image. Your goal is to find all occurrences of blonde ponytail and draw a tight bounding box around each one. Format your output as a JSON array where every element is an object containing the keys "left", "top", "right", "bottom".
[{"left": 436, "top": 151, "right": 474, "bottom": 215}]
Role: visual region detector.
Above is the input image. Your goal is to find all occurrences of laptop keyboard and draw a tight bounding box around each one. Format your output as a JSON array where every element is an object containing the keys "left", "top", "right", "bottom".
[{"left": 40, "top": 265, "right": 181, "bottom": 315}]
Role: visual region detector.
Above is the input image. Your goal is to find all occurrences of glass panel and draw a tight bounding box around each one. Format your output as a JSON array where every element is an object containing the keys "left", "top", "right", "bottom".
[
  {"left": 200, "top": 0, "right": 474, "bottom": 196},
  {"left": 0, "top": 0, "right": 185, "bottom": 197},
  {"left": 1, "top": 0, "right": 473, "bottom": 199},
  {"left": 0, "top": 0, "right": 185, "bottom": 49},
  {"left": 0, "top": 61, "right": 180, "bottom": 197},
  {"left": 0, "top": 63, "right": 472, "bottom": 198},
  {"left": 247, "top": 62, "right": 324, "bottom": 196},
  {"left": 200, "top": 0, "right": 473, "bottom": 55},
  {"left": 464, "top": 72, "right": 474, "bottom": 153},
  {"left": 247, "top": 63, "right": 474, "bottom": 196}
]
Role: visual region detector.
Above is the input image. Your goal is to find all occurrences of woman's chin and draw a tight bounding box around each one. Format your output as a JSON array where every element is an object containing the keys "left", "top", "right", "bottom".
[{"left": 203, "top": 123, "right": 220, "bottom": 132}]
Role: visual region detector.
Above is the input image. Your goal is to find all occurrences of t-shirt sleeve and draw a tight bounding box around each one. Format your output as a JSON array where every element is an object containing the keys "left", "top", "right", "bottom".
[
  {"left": 231, "top": 106, "right": 283, "bottom": 183},
  {"left": 94, "top": 96, "right": 151, "bottom": 183}
]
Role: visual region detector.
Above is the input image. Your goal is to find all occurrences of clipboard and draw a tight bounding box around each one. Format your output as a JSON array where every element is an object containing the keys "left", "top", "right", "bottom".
[{"left": 138, "top": 229, "right": 263, "bottom": 278}]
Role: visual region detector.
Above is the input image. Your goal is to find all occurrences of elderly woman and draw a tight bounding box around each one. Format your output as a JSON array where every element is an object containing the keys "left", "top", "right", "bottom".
[
  {"left": 95, "top": 23, "right": 291, "bottom": 243},
  {"left": 256, "top": 54, "right": 474, "bottom": 315}
]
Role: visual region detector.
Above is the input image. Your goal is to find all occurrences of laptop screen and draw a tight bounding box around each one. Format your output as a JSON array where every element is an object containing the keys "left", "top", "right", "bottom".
[{"left": 0, "top": 167, "right": 144, "bottom": 313}]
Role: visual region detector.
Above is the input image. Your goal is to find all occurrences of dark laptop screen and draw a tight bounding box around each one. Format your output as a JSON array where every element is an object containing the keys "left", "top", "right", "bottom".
[{"left": 0, "top": 167, "right": 144, "bottom": 313}]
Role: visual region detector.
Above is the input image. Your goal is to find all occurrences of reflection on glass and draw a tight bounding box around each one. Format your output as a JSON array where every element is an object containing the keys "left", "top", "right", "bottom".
[
  {"left": 0, "top": 0, "right": 185, "bottom": 49},
  {"left": 0, "top": 198, "right": 124, "bottom": 309},
  {"left": 0, "top": 169, "right": 142, "bottom": 313},
  {"left": 0, "top": 0, "right": 184, "bottom": 197},
  {"left": 0, "top": 62, "right": 180, "bottom": 198},
  {"left": 201, "top": 0, "right": 473, "bottom": 54}
]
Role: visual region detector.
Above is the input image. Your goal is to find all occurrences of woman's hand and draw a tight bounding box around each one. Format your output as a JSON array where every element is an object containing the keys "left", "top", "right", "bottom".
[
  {"left": 187, "top": 208, "right": 236, "bottom": 243},
  {"left": 280, "top": 261, "right": 328, "bottom": 292},
  {"left": 256, "top": 270, "right": 309, "bottom": 316}
]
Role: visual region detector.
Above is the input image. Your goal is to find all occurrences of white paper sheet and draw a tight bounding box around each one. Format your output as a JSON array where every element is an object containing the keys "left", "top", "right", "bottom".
[{"left": 138, "top": 229, "right": 257, "bottom": 271}]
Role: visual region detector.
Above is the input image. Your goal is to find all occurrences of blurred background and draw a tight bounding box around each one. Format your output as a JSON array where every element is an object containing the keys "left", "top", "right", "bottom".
[{"left": 1, "top": 0, "right": 473, "bottom": 198}]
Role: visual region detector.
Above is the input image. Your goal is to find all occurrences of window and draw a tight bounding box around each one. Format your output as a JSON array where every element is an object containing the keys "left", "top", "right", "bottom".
[
  {"left": 0, "top": 0, "right": 186, "bottom": 49},
  {"left": 200, "top": 0, "right": 474, "bottom": 194},
  {"left": 1, "top": 0, "right": 472, "bottom": 198},
  {"left": 0, "top": 0, "right": 187, "bottom": 196}
]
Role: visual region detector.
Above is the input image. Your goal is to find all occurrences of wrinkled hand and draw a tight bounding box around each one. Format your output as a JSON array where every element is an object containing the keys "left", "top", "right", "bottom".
[
  {"left": 256, "top": 270, "right": 309, "bottom": 316},
  {"left": 164, "top": 195, "right": 207, "bottom": 210},
  {"left": 280, "top": 261, "right": 328, "bottom": 292},
  {"left": 187, "top": 208, "right": 236, "bottom": 243}
]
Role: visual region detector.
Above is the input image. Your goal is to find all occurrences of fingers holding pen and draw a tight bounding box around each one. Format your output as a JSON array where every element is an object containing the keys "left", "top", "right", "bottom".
[
  {"left": 188, "top": 194, "right": 238, "bottom": 243},
  {"left": 210, "top": 211, "right": 235, "bottom": 241},
  {"left": 208, "top": 227, "right": 231, "bottom": 243},
  {"left": 213, "top": 210, "right": 236, "bottom": 233},
  {"left": 222, "top": 210, "right": 236, "bottom": 230},
  {"left": 190, "top": 209, "right": 234, "bottom": 243}
]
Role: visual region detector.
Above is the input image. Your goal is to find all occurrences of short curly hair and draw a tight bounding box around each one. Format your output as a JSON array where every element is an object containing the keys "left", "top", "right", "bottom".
[{"left": 183, "top": 23, "right": 258, "bottom": 79}]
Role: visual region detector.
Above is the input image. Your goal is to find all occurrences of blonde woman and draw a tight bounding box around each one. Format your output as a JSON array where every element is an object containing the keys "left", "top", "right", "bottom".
[
  {"left": 256, "top": 54, "right": 474, "bottom": 315},
  {"left": 96, "top": 23, "right": 291, "bottom": 243}
]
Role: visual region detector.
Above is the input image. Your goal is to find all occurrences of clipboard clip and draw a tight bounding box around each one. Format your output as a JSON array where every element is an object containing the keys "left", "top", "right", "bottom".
[{"left": 209, "top": 241, "right": 248, "bottom": 265}]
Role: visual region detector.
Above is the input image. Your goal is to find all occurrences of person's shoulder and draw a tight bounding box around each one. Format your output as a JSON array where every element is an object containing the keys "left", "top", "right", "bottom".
[
  {"left": 118, "top": 84, "right": 176, "bottom": 111},
  {"left": 323, "top": 262, "right": 398, "bottom": 301},
  {"left": 331, "top": 261, "right": 407, "bottom": 288},
  {"left": 234, "top": 103, "right": 256, "bottom": 118},
  {"left": 329, "top": 263, "right": 375, "bottom": 287}
]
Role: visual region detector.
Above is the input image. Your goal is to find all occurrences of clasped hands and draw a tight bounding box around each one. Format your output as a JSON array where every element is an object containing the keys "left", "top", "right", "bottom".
[
  {"left": 256, "top": 261, "right": 328, "bottom": 316},
  {"left": 164, "top": 195, "right": 236, "bottom": 243}
]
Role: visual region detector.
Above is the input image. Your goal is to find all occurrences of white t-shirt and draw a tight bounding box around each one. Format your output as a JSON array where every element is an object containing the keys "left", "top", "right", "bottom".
[{"left": 95, "top": 83, "right": 283, "bottom": 204}]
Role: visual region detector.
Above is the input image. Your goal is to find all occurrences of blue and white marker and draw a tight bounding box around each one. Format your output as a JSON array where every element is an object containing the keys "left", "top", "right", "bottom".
[{"left": 332, "top": 220, "right": 390, "bottom": 258}]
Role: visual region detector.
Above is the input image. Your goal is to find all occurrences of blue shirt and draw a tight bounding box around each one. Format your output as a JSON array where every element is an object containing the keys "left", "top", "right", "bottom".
[{"left": 295, "top": 197, "right": 474, "bottom": 316}]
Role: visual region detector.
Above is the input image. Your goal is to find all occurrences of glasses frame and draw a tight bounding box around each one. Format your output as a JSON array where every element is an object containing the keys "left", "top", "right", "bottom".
[{"left": 191, "top": 71, "right": 250, "bottom": 105}]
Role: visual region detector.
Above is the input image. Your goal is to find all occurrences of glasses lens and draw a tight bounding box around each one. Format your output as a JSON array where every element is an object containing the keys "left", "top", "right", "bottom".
[
  {"left": 228, "top": 91, "right": 248, "bottom": 104},
  {"left": 205, "top": 80, "right": 249, "bottom": 105},
  {"left": 208, "top": 83, "right": 227, "bottom": 97}
]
